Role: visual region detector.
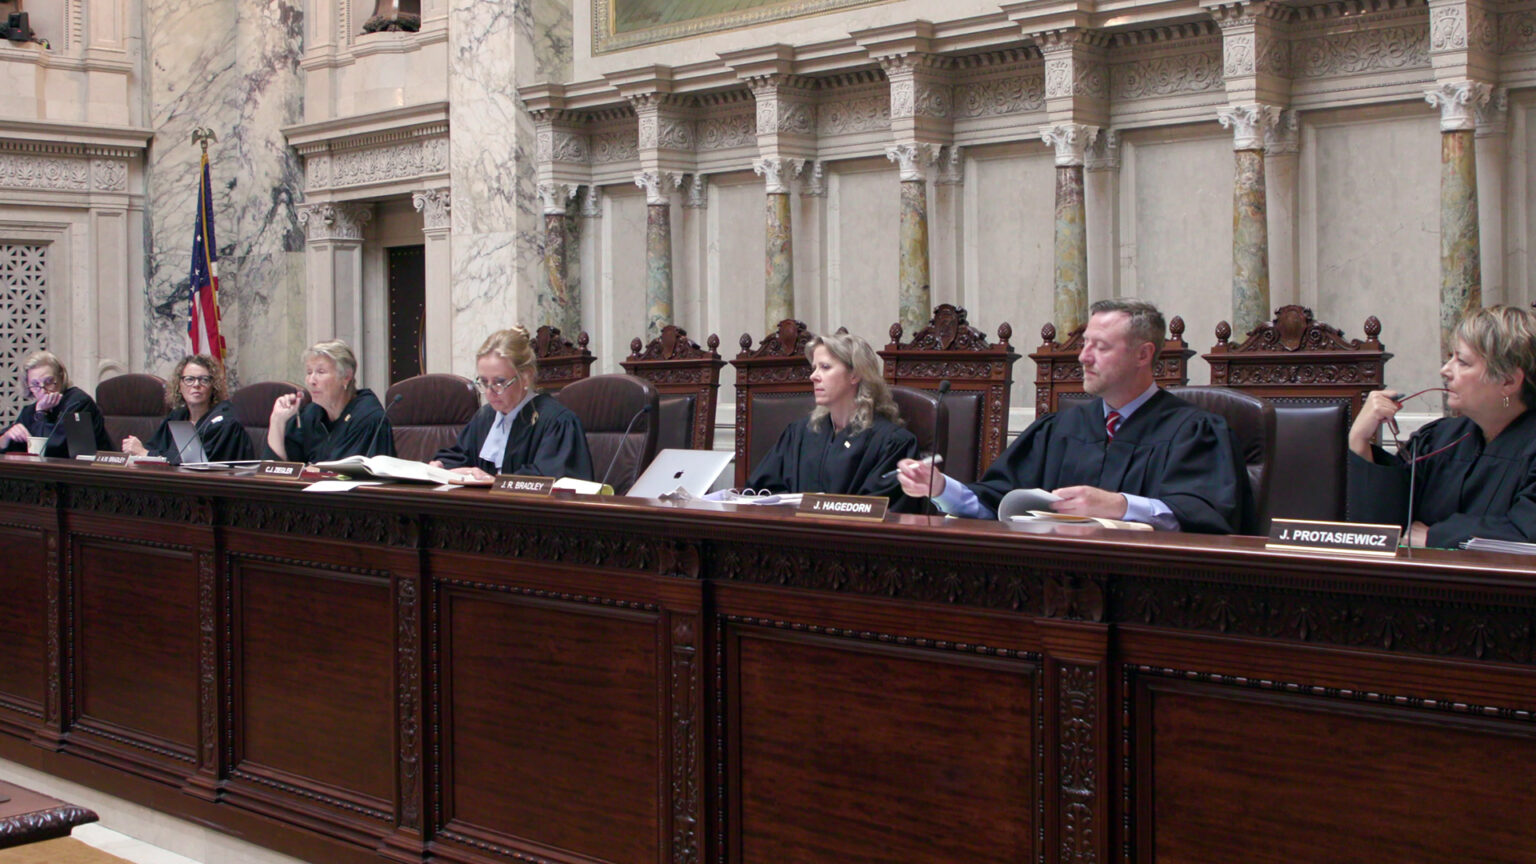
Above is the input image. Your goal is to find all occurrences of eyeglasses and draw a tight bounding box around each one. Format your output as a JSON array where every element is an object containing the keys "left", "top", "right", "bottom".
[
  {"left": 474, "top": 377, "right": 520, "bottom": 395},
  {"left": 1386, "top": 387, "right": 1472, "bottom": 464},
  {"left": 180, "top": 375, "right": 214, "bottom": 387},
  {"left": 26, "top": 377, "right": 57, "bottom": 394}
]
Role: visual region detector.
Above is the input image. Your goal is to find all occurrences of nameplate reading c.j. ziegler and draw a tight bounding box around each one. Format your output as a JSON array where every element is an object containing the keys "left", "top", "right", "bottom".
[
  {"left": 91, "top": 453, "right": 130, "bottom": 467},
  {"left": 489, "top": 475, "right": 556, "bottom": 497},
  {"left": 256, "top": 461, "right": 305, "bottom": 479},
  {"left": 1266, "top": 518, "right": 1402, "bottom": 557},
  {"left": 795, "top": 493, "right": 889, "bottom": 522}
]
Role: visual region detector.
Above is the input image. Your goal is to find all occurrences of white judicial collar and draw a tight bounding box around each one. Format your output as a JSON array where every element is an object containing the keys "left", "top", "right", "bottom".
[{"left": 478, "top": 391, "right": 537, "bottom": 465}]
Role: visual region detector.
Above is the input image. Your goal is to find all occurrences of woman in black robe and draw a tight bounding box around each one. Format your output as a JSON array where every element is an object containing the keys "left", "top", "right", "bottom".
[
  {"left": 1349, "top": 305, "right": 1536, "bottom": 547},
  {"left": 1, "top": 350, "right": 112, "bottom": 457},
  {"left": 264, "top": 339, "right": 394, "bottom": 463},
  {"left": 122, "top": 355, "right": 254, "bottom": 464},
  {"left": 430, "top": 326, "right": 593, "bottom": 480},
  {"left": 745, "top": 331, "right": 920, "bottom": 511}
]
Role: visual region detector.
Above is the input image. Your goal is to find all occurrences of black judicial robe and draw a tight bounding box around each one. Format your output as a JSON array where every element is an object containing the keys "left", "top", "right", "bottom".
[
  {"left": 3, "top": 386, "right": 112, "bottom": 457},
  {"left": 142, "top": 401, "right": 255, "bottom": 464},
  {"left": 746, "top": 415, "right": 921, "bottom": 512},
  {"left": 968, "top": 389, "right": 1246, "bottom": 534},
  {"left": 264, "top": 388, "right": 395, "bottom": 463},
  {"left": 1348, "top": 410, "right": 1536, "bottom": 548},
  {"left": 433, "top": 394, "right": 593, "bottom": 480}
]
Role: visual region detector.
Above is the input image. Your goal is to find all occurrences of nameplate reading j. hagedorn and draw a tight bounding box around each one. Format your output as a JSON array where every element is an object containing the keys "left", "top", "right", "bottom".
[
  {"left": 91, "top": 453, "right": 130, "bottom": 467},
  {"left": 489, "top": 475, "right": 556, "bottom": 497},
  {"left": 256, "top": 461, "right": 305, "bottom": 480},
  {"left": 795, "top": 493, "right": 889, "bottom": 522},
  {"left": 1266, "top": 518, "right": 1402, "bottom": 557}
]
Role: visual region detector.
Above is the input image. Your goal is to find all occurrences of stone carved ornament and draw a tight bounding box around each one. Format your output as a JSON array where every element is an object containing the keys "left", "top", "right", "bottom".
[
  {"left": 1291, "top": 25, "right": 1429, "bottom": 78},
  {"left": 885, "top": 143, "right": 934, "bottom": 181},
  {"left": 0, "top": 154, "right": 92, "bottom": 191},
  {"left": 591, "top": 130, "right": 639, "bottom": 163},
  {"left": 697, "top": 112, "right": 755, "bottom": 150},
  {"left": 319, "top": 137, "right": 449, "bottom": 189},
  {"left": 297, "top": 202, "right": 373, "bottom": 241},
  {"left": 1112, "top": 51, "right": 1224, "bottom": 99},
  {"left": 817, "top": 94, "right": 890, "bottom": 135},
  {"left": 411, "top": 188, "right": 451, "bottom": 230},
  {"left": 953, "top": 73, "right": 1045, "bottom": 117}
]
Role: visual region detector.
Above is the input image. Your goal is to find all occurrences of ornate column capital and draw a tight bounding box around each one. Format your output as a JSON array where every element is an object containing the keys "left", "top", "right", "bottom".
[
  {"left": 800, "top": 161, "right": 827, "bottom": 198},
  {"left": 1086, "top": 129, "right": 1121, "bottom": 172},
  {"left": 580, "top": 185, "right": 603, "bottom": 219},
  {"left": 1475, "top": 87, "right": 1509, "bottom": 138},
  {"left": 297, "top": 202, "right": 373, "bottom": 242},
  {"left": 537, "top": 182, "right": 578, "bottom": 216},
  {"left": 934, "top": 146, "right": 965, "bottom": 186},
  {"left": 411, "top": 188, "right": 451, "bottom": 232},
  {"left": 1425, "top": 80, "right": 1493, "bottom": 132},
  {"left": 754, "top": 157, "right": 803, "bottom": 194},
  {"left": 1218, "top": 103, "right": 1283, "bottom": 150},
  {"left": 682, "top": 174, "right": 709, "bottom": 209},
  {"left": 1040, "top": 124, "right": 1100, "bottom": 167},
  {"left": 634, "top": 170, "right": 678, "bottom": 205},
  {"left": 885, "top": 143, "right": 936, "bottom": 181},
  {"left": 1263, "top": 109, "right": 1299, "bottom": 154}
]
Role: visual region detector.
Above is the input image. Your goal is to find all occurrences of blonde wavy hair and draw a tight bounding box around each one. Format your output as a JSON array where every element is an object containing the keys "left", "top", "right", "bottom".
[
  {"left": 22, "top": 350, "right": 69, "bottom": 395},
  {"left": 1454, "top": 305, "right": 1536, "bottom": 409},
  {"left": 166, "top": 355, "right": 230, "bottom": 411},
  {"left": 477, "top": 326, "right": 538, "bottom": 387},
  {"left": 805, "top": 331, "right": 902, "bottom": 435}
]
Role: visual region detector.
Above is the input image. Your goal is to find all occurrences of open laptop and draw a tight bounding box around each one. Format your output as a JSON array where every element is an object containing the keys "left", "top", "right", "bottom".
[
  {"left": 626, "top": 448, "right": 734, "bottom": 499},
  {"left": 167, "top": 420, "right": 208, "bottom": 465},
  {"left": 60, "top": 411, "right": 99, "bottom": 457}
]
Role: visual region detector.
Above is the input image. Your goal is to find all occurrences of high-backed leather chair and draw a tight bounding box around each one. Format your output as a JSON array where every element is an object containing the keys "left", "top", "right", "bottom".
[
  {"left": 1166, "top": 385, "right": 1277, "bottom": 535},
  {"left": 620, "top": 325, "right": 725, "bottom": 451},
  {"left": 230, "top": 381, "right": 302, "bottom": 455},
  {"left": 553, "top": 374, "right": 660, "bottom": 495},
  {"left": 890, "top": 385, "right": 949, "bottom": 462},
  {"left": 1205, "top": 306, "right": 1391, "bottom": 523},
  {"left": 880, "top": 304, "right": 1019, "bottom": 482},
  {"left": 730, "top": 319, "right": 816, "bottom": 489},
  {"left": 384, "top": 374, "right": 480, "bottom": 463},
  {"left": 533, "top": 325, "right": 595, "bottom": 393},
  {"left": 1031, "top": 316, "right": 1195, "bottom": 415},
  {"left": 96, "top": 373, "right": 167, "bottom": 446}
]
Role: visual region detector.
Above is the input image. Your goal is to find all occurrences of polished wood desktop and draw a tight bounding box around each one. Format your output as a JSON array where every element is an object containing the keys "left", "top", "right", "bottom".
[{"left": 0, "top": 456, "right": 1532, "bottom": 864}]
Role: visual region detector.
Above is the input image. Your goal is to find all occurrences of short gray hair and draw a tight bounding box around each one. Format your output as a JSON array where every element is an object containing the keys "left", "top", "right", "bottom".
[
  {"left": 1089, "top": 298, "right": 1165, "bottom": 349},
  {"left": 303, "top": 339, "right": 359, "bottom": 397},
  {"left": 1455, "top": 305, "right": 1536, "bottom": 409}
]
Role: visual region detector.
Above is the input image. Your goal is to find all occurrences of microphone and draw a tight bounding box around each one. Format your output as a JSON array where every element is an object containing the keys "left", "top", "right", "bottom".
[
  {"left": 599, "top": 403, "right": 654, "bottom": 491},
  {"left": 924, "top": 380, "right": 951, "bottom": 515},
  {"left": 364, "top": 393, "right": 404, "bottom": 458}
]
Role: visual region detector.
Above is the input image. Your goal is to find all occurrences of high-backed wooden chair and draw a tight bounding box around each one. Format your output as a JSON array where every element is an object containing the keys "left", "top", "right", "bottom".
[
  {"left": 1165, "top": 385, "right": 1277, "bottom": 535},
  {"left": 620, "top": 325, "right": 726, "bottom": 451},
  {"left": 1030, "top": 316, "right": 1195, "bottom": 415},
  {"left": 533, "top": 325, "right": 595, "bottom": 393},
  {"left": 1206, "top": 305, "right": 1392, "bottom": 523},
  {"left": 384, "top": 373, "right": 480, "bottom": 463},
  {"left": 96, "top": 373, "right": 167, "bottom": 446},
  {"left": 880, "top": 304, "right": 1019, "bottom": 482},
  {"left": 230, "top": 381, "right": 303, "bottom": 455},
  {"left": 730, "top": 319, "right": 816, "bottom": 489}
]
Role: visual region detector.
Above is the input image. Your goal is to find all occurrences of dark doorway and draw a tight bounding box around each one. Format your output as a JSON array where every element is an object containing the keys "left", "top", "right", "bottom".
[{"left": 387, "top": 245, "right": 426, "bottom": 383}]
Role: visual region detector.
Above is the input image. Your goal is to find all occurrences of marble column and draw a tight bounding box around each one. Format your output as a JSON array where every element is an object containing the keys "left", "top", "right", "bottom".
[
  {"left": 933, "top": 147, "right": 965, "bottom": 308},
  {"left": 1085, "top": 131, "right": 1121, "bottom": 302},
  {"left": 636, "top": 171, "right": 674, "bottom": 339},
  {"left": 1264, "top": 112, "right": 1300, "bottom": 308},
  {"left": 1426, "top": 81, "right": 1492, "bottom": 358},
  {"left": 755, "top": 158, "right": 801, "bottom": 330},
  {"left": 1040, "top": 125, "right": 1097, "bottom": 335},
  {"left": 537, "top": 182, "right": 580, "bottom": 337},
  {"left": 886, "top": 144, "right": 933, "bottom": 336},
  {"left": 1218, "top": 104, "right": 1282, "bottom": 335},
  {"left": 297, "top": 202, "right": 372, "bottom": 349},
  {"left": 412, "top": 188, "right": 453, "bottom": 373}
]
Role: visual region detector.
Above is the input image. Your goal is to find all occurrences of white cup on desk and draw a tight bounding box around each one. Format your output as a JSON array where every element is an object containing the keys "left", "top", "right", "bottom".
[{"left": 26, "top": 436, "right": 46, "bottom": 455}]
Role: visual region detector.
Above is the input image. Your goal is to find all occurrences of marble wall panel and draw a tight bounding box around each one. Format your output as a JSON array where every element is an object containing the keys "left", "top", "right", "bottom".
[
  {"left": 709, "top": 176, "right": 769, "bottom": 409},
  {"left": 1307, "top": 113, "right": 1441, "bottom": 392},
  {"left": 602, "top": 189, "right": 649, "bottom": 372},
  {"left": 827, "top": 164, "right": 899, "bottom": 345}
]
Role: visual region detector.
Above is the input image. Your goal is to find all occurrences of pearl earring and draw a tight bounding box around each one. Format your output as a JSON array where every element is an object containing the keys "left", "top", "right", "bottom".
[{"left": 1504, "top": 395, "right": 1511, "bottom": 408}]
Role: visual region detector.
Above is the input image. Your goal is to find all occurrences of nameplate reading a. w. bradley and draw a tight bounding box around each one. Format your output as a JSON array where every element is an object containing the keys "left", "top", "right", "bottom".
[
  {"left": 1266, "top": 518, "right": 1401, "bottom": 557},
  {"left": 489, "top": 475, "right": 556, "bottom": 497},
  {"left": 795, "top": 493, "right": 889, "bottom": 522},
  {"left": 91, "top": 453, "right": 130, "bottom": 467},
  {"left": 256, "top": 461, "right": 305, "bottom": 479}
]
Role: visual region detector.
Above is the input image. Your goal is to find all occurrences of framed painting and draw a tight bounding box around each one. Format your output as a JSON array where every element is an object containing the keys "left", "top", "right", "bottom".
[{"left": 593, "top": 0, "right": 891, "bottom": 53}]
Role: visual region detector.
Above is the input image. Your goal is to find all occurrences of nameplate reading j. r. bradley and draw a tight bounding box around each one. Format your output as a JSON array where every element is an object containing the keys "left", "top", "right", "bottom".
[
  {"left": 489, "top": 475, "right": 556, "bottom": 497},
  {"left": 1266, "top": 518, "right": 1402, "bottom": 557},
  {"left": 256, "top": 461, "right": 305, "bottom": 479},
  {"left": 795, "top": 493, "right": 889, "bottom": 522},
  {"left": 91, "top": 453, "right": 130, "bottom": 467}
]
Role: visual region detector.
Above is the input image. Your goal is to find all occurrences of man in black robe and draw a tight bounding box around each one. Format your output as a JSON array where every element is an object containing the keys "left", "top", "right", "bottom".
[{"left": 897, "top": 299, "right": 1246, "bottom": 533}]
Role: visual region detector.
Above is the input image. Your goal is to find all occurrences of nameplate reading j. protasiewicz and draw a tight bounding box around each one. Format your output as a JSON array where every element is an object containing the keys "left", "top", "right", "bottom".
[{"left": 1266, "top": 518, "right": 1402, "bottom": 557}]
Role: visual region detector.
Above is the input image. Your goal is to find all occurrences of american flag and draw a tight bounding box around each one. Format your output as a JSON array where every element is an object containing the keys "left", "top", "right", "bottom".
[{"left": 188, "top": 150, "right": 226, "bottom": 360}]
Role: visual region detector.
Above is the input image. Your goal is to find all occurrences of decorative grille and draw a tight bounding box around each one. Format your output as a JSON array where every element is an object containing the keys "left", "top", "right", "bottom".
[{"left": 0, "top": 244, "right": 48, "bottom": 423}]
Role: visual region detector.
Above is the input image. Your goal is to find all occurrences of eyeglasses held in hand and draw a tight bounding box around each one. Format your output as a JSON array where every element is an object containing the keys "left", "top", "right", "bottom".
[
  {"left": 474, "top": 378, "right": 519, "bottom": 394},
  {"left": 1385, "top": 387, "right": 1471, "bottom": 464},
  {"left": 180, "top": 375, "right": 215, "bottom": 386}
]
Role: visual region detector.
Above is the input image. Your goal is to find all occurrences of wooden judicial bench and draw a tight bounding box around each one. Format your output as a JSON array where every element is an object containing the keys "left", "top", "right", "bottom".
[{"left": 0, "top": 457, "right": 1533, "bottom": 864}]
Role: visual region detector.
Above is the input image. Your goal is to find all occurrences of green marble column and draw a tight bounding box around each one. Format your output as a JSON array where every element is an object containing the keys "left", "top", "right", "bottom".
[
  {"left": 540, "top": 211, "right": 579, "bottom": 336},
  {"left": 1232, "top": 148, "right": 1269, "bottom": 336},
  {"left": 899, "top": 179, "right": 930, "bottom": 336},
  {"left": 1053, "top": 164, "right": 1087, "bottom": 336},
  {"left": 765, "top": 192, "right": 793, "bottom": 330},
  {"left": 1440, "top": 128, "right": 1480, "bottom": 358}
]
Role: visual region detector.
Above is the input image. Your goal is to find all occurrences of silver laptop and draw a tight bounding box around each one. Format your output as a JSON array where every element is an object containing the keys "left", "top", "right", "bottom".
[
  {"left": 627, "top": 448, "right": 734, "bottom": 499},
  {"left": 166, "top": 420, "right": 208, "bottom": 464}
]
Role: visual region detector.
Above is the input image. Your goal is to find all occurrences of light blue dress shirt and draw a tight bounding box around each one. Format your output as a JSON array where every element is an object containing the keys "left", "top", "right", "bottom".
[{"left": 477, "top": 391, "right": 537, "bottom": 467}]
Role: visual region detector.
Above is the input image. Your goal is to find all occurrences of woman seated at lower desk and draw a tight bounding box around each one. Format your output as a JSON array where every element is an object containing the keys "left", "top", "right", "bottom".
[
  {"left": 265, "top": 339, "right": 394, "bottom": 463},
  {"left": 1349, "top": 305, "right": 1536, "bottom": 548},
  {"left": 746, "top": 331, "right": 921, "bottom": 511},
  {"left": 429, "top": 326, "right": 593, "bottom": 481},
  {"left": 1, "top": 350, "right": 112, "bottom": 457},
  {"left": 121, "top": 355, "right": 254, "bottom": 464}
]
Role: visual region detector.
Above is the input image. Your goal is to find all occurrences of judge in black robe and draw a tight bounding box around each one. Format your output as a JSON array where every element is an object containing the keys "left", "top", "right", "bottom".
[
  {"left": 2, "top": 385, "right": 112, "bottom": 457},
  {"left": 264, "top": 388, "right": 395, "bottom": 463},
  {"left": 432, "top": 392, "right": 593, "bottom": 479},
  {"left": 746, "top": 415, "right": 920, "bottom": 510},
  {"left": 140, "top": 401, "right": 255, "bottom": 464}
]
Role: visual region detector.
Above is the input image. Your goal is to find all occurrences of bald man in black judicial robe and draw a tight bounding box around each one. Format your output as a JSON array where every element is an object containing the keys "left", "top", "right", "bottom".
[{"left": 898, "top": 300, "right": 1247, "bottom": 533}]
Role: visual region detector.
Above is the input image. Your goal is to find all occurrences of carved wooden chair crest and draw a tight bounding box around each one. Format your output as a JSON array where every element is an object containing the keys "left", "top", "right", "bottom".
[
  {"left": 729, "top": 319, "right": 819, "bottom": 488},
  {"left": 532, "top": 325, "right": 595, "bottom": 393},
  {"left": 1205, "top": 305, "right": 1390, "bottom": 421},
  {"left": 880, "top": 304, "right": 1019, "bottom": 482},
  {"left": 621, "top": 325, "right": 726, "bottom": 451},
  {"left": 1030, "top": 315, "right": 1194, "bottom": 416}
]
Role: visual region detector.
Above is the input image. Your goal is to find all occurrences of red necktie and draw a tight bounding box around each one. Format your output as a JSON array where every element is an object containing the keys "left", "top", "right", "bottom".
[{"left": 1105, "top": 411, "right": 1122, "bottom": 441}]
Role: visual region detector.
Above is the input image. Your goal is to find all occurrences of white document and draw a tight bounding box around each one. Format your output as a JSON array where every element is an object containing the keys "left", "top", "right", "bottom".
[
  {"left": 313, "top": 454, "right": 490, "bottom": 486},
  {"left": 303, "top": 480, "right": 387, "bottom": 493}
]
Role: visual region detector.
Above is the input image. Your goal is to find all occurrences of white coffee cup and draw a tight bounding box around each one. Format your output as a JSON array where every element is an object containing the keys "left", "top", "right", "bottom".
[{"left": 26, "top": 436, "right": 47, "bottom": 455}]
